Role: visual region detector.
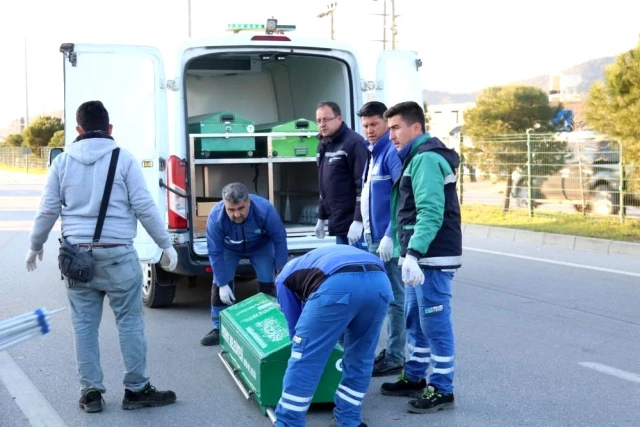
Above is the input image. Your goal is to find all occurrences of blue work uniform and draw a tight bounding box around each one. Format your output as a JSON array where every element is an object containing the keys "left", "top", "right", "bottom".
[
  {"left": 206, "top": 194, "right": 288, "bottom": 329},
  {"left": 275, "top": 245, "right": 393, "bottom": 427}
]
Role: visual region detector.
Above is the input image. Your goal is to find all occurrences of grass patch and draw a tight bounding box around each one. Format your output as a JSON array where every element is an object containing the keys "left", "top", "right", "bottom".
[
  {"left": 0, "top": 165, "right": 47, "bottom": 175},
  {"left": 461, "top": 204, "right": 640, "bottom": 242}
]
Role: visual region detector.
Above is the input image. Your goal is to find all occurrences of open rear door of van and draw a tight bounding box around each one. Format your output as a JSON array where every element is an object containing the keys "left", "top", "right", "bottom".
[
  {"left": 61, "top": 43, "right": 168, "bottom": 263},
  {"left": 375, "top": 50, "right": 423, "bottom": 109}
]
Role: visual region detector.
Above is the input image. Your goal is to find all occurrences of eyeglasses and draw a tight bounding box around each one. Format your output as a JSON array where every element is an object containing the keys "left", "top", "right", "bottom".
[{"left": 316, "top": 117, "right": 337, "bottom": 125}]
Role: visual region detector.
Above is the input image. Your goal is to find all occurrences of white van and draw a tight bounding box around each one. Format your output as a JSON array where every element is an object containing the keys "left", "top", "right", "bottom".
[{"left": 57, "top": 23, "right": 423, "bottom": 308}]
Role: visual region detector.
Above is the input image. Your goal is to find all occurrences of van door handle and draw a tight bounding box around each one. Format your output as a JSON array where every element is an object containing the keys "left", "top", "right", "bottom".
[{"left": 159, "top": 178, "right": 190, "bottom": 198}]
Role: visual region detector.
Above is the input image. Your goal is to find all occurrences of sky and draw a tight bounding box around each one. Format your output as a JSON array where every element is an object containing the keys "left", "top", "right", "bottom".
[{"left": 0, "top": 0, "right": 638, "bottom": 128}]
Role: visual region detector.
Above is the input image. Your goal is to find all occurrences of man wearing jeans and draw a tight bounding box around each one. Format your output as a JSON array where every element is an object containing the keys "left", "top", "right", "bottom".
[
  {"left": 201, "top": 182, "right": 288, "bottom": 346},
  {"left": 357, "top": 101, "right": 405, "bottom": 376},
  {"left": 380, "top": 101, "right": 462, "bottom": 414},
  {"left": 25, "top": 100, "right": 178, "bottom": 413}
]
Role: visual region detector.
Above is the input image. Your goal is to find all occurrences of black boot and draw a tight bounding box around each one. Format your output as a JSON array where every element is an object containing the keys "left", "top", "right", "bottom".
[
  {"left": 122, "top": 383, "right": 176, "bottom": 410},
  {"left": 407, "top": 384, "right": 455, "bottom": 413},
  {"left": 200, "top": 328, "right": 220, "bottom": 346},
  {"left": 79, "top": 389, "right": 103, "bottom": 413},
  {"left": 380, "top": 370, "right": 426, "bottom": 397}
]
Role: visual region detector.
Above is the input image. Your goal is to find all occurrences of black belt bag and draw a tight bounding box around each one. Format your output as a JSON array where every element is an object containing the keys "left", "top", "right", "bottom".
[{"left": 58, "top": 148, "right": 120, "bottom": 283}]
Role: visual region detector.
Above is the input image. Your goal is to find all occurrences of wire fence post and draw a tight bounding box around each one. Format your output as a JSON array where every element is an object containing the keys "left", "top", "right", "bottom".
[
  {"left": 526, "top": 130, "right": 534, "bottom": 217},
  {"left": 619, "top": 142, "right": 626, "bottom": 224},
  {"left": 458, "top": 133, "right": 464, "bottom": 205}
]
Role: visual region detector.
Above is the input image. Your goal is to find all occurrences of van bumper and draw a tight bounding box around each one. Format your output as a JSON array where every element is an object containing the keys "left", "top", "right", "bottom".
[{"left": 167, "top": 243, "right": 272, "bottom": 277}]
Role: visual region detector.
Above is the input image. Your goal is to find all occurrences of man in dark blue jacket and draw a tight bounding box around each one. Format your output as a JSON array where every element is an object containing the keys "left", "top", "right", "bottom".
[
  {"left": 358, "top": 101, "right": 405, "bottom": 377},
  {"left": 275, "top": 245, "right": 393, "bottom": 427},
  {"left": 314, "top": 101, "right": 369, "bottom": 249},
  {"left": 201, "top": 182, "right": 288, "bottom": 346}
]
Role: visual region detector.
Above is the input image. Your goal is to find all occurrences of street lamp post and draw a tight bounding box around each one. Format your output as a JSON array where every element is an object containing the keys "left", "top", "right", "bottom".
[
  {"left": 317, "top": 3, "right": 338, "bottom": 40},
  {"left": 187, "top": 0, "right": 192, "bottom": 37}
]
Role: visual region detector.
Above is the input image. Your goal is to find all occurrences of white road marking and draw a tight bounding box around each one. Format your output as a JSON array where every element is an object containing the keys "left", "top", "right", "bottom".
[
  {"left": 0, "top": 351, "right": 68, "bottom": 427},
  {"left": 464, "top": 247, "right": 640, "bottom": 278},
  {"left": 579, "top": 362, "right": 640, "bottom": 384}
]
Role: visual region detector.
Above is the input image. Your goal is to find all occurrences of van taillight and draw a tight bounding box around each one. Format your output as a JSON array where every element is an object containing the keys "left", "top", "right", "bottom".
[{"left": 167, "top": 155, "right": 188, "bottom": 229}]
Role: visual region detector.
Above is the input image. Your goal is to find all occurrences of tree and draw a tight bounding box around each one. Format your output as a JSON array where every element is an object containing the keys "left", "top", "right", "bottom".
[
  {"left": 462, "top": 85, "right": 565, "bottom": 211},
  {"left": 23, "top": 116, "right": 64, "bottom": 155},
  {"left": 4, "top": 134, "right": 24, "bottom": 147},
  {"left": 49, "top": 130, "right": 65, "bottom": 147},
  {"left": 585, "top": 42, "right": 640, "bottom": 164}
]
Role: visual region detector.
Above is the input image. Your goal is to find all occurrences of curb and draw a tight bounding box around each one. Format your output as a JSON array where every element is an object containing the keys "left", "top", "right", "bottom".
[{"left": 462, "top": 223, "right": 640, "bottom": 258}]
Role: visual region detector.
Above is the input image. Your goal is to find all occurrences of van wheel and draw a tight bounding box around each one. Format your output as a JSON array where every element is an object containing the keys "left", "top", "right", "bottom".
[{"left": 141, "top": 263, "right": 178, "bottom": 308}]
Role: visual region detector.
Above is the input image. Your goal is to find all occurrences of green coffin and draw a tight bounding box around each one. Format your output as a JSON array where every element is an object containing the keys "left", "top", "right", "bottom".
[
  {"left": 219, "top": 293, "right": 343, "bottom": 414},
  {"left": 256, "top": 118, "right": 319, "bottom": 158},
  {"left": 188, "top": 111, "right": 256, "bottom": 157}
]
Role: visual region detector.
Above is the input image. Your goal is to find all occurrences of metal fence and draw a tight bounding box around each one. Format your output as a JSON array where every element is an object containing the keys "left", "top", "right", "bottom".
[
  {"left": 451, "top": 132, "right": 640, "bottom": 221},
  {"left": 0, "top": 147, "right": 52, "bottom": 171}
]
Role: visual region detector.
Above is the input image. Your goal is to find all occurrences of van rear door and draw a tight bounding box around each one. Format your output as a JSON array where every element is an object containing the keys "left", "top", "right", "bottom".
[
  {"left": 61, "top": 43, "right": 168, "bottom": 263},
  {"left": 375, "top": 50, "right": 423, "bottom": 108}
]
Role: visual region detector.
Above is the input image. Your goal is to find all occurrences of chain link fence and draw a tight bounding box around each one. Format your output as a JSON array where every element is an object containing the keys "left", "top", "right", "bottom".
[
  {"left": 0, "top": 147, "right": 53, "bottom": 172},
  {"left": 449, "top": 132, "right": 640, "bottom": 221}
]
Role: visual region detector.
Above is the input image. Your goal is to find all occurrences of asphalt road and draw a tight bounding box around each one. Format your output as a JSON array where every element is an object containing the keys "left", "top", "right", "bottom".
[{"left": 1, "top": 171, "right": 639, "bottom": 427}]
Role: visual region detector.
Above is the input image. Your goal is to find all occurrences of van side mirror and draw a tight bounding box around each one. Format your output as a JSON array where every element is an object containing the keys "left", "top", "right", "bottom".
[{"left": 49, "top": 148, "right": 64, "bottom": 167}]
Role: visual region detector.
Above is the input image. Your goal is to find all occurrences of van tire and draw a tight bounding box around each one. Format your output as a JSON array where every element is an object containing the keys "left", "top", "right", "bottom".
[{"left": 141, "top": 263, "right": 178, "bottom": 308}]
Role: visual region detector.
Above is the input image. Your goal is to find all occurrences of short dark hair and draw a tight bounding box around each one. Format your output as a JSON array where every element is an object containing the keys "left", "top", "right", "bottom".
[
  {"left": 317, "top": 101, "right": 342, "bottom": 117},
  {"left": 76, "top": 101, "right": 110, "bottom": 132},
  {"left": 357, "top": 101, "right": 387, "bottom": 118},
  {"left": 222, "top": 182, "right": 249, "bottom": 204},
  {"left": 384, "top": 101, "right": 426, "bottom": 133}
]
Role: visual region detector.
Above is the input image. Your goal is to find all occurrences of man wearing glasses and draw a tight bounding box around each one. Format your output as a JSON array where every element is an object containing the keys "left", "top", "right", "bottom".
[
  {"left": 314, "top": 101, "right": 369, "bottom": 249},
  {"left": 200, "top": 182, "right": 288, "bottom": 346}
]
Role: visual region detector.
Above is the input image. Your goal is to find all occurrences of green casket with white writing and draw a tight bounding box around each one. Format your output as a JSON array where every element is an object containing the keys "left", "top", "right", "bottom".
[{"left": 219, "top": 293, "right": 344, "bottom": 417}]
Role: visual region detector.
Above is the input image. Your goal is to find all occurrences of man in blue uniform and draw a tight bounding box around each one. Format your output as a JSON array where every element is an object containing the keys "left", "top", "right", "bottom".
[
  {"left": 357, "top": 101, "right": 405, "bottom": 376},
  {"left": 201, "top": 182, "right": 288, "bottom": 346},
  {"left": 275, "top": 245, "right": 393, "bottom": 427}
]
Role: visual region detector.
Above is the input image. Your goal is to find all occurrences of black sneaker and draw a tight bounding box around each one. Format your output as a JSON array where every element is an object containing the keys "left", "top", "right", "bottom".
[
  {"left": 329, "top": 415, "right": 367, "bottom": 427},
  {"left": 200, "top": 328, "right": 220, "bottom": 346},
  {"left": 380, "top": 370, "right": 426, "bottom": 397},
  {"left": 78, "top": 389, "right": 103, "bottom": 413},
  {"left": 407, "top": 384, "right": 455, "bottom": 414},
  {"left": 372, "top": 350, "right": 403, "bottom": 377},
  {"left": 122, "top": 383, "right": 176, "bottom": 410}
]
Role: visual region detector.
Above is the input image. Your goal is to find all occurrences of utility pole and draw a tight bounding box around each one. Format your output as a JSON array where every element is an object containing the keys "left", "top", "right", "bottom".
[
  {"left": 24, "top": 36, "right": 29, "bottom": 127},
  {"left": 187, "top": 0, "right": 192, "bottom": 37},
  {"left": 317, "top": 2, "right": 338, "bottom": 40},
  {"left": 370, "top": 0, "right": 399, "bottom": 50}
]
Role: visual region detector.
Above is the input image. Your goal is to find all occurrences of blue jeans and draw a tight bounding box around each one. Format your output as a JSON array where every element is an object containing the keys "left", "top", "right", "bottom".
[
  {"left": 211, "top": 243, "right": 275, "bottom": 329},
  {"left": 275, "top": 269, "right": 393, "bottom": 427},
  {"left": 66, "top": 245, "right": 149, "bottom": 394},
  {"left": 404, "top": 268, "right": 455, "bottom": 394},
  {"left": 364, "top": 234, "right": 405, "bottom": 364},
  {"left": 335, "top": 235, "right": 366, "bottom": 251}
]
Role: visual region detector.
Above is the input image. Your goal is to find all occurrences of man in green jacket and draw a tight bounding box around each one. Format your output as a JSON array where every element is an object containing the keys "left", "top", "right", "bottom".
[{"left": 379, "top": 101, "right": 462, "bottom": 414}]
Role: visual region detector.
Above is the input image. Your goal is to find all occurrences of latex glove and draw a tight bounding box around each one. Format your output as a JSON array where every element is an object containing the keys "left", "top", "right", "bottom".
[
  {"left": 218, "top": 284, "right": 236, "bottom": 305},
  {"left": 377, "top": 236, "right": 394, "bottom": 262},
  {"left": 347, "top": 221, "right": 364, "bottom": 245},
  {"left": 401, "top": 255, "right": 424, "bottom": 286},
  {"left": 314, "top": 219, "right": 326, "bottom": 239},
  {"left": 25, "top": 249, "right": 43, "bottom": 272},
  {"left": 162, "top": 247, "right": 178, "bottom": 271}
]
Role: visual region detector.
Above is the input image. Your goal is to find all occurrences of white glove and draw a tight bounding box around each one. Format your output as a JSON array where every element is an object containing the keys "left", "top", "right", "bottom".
[
  {"left": 25, "top": 249, "right": 43, "bottom": 272},
  {"left": 162, "top": 247, "right": 178, "bottom": 271},
  {"left": 377, "top": 236, "right": 394, "bottom": 262},
  {"left": 401, "top": 255, "right": 424, "bottom": 286},
  {"left": 315, "top": 219, "right": 326, "bottom": 239},
  {"left": 347, "top": 221, "right": 364, "bottom": 245},
  {"left": 218, "top": 284, "right": 236, "bottom": 305}
]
